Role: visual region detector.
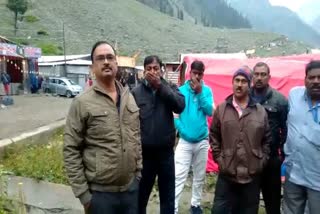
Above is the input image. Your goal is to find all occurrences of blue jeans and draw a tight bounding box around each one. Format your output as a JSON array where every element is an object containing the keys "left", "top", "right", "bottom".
[{"left": 283, "top": 180, "right": 320, "bottom": 214}]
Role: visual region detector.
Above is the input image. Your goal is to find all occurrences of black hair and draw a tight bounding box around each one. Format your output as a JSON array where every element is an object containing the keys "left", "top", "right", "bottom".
[
  {"left": 306, "top": 60, "right": 320, "bottom": 76},
  {"left": 90, "top": 41, "right": 117, "bottom": 63},
  {"left": 143, "top": 55, "right": 163, "bottom": 68},
  {"left": 191, "top": 60, "right": 205, "bottom": 72},
  {"left": 253, "top": 62, "right": 270, "bottom": 74}
]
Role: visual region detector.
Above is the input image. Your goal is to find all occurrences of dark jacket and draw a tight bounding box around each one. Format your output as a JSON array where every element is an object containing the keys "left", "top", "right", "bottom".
[
  {"left": 210, "top": 95, "right": 271, "bottom": 184},
  {"left": 251, "top": 86, "right": 288, "bottom": 158},
  {"left": 132, "top": 78, "right": 185, "bottom": 149}
]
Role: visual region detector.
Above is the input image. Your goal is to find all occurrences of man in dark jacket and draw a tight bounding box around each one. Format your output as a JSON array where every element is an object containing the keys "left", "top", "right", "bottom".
[
  {"left": 251, "top": 62, "right": 288, "bottom": 214},
  {"left": 131, "top": 55, "right": 185, "bottom": 214},
  {"left": 210, "top": 68, "right": 271, "bottom": 214}
]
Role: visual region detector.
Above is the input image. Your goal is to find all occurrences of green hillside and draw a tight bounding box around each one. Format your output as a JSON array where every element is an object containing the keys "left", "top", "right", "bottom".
[{"left": 0, "top": 0, "right": 310, "bottom": 61}]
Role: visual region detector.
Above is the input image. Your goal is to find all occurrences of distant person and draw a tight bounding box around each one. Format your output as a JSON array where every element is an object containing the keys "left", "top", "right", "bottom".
[
  {"left": 131, "top": 55, "right": 185, "bottom": 214},
  {"left": 251, "top": 62, "right": 288, "bottom": 214},
  {"left": 0, "top": 73, "right": 5, "bottom": 107},
  {"left": 283, "top": 60, "right": 320, "bottom": 214},
  {"left": 64, "top": 41, "right": 142, "bottom": 214},
  {"left": 0, "top": 71, "right": 11, "bottom": 95},
  {"left": 210, "top": 68, "right": 271, "bottom": 214},
  {"left": 87, "top": 76, "right": 93, "bottom": 87},
  {"left": 174, "top": 60, "right": 214, "bottom": 214},
  {"left": 85, "top": 76, "right": 93, "bottom": 90},
  {"left": 37, "top": 73, "right": 43, "bottom": 91},
  {"left": 30, "top": 73, "right": 38, "bottom": 94}
]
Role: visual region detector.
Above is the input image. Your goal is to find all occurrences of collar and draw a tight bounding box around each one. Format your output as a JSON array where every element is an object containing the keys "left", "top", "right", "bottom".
[
  {"left": 93, "top": 80, "right": 125, "bottom": 96},
  {"left": 232, "top": 96, "right": 247, "bottom": 111},
  {"left": 303, "top": 89, "right": 320, "bottom": 106},
  {"left": 251, "top": 85, "right": 273, "bottom": 101},
  {"left": 226, "top": 94, "right": 256, "bottom": 107}
]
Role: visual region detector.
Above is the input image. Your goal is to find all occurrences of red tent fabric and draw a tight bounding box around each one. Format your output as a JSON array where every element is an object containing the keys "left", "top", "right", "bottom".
[{"left": 181, "top": 54, "right": 320, "bottom": 172}]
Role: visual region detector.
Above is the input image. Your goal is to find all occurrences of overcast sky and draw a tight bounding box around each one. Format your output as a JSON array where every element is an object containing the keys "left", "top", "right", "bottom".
[{"left": 269, "top": 0, "right": 306, "bottom": 11}]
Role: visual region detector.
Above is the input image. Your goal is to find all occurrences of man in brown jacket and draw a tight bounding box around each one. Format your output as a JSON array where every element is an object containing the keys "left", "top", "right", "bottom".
[
  {"left": 63, "top": 41, "right": 142, "bottom": 214},
  {"left": 210, "top": 68, "right": 271, "bottom": 214}
]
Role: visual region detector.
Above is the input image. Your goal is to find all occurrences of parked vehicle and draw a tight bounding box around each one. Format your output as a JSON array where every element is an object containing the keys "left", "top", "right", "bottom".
[{"left": 42, "top": 77, "right": 83, "bottom": 98}]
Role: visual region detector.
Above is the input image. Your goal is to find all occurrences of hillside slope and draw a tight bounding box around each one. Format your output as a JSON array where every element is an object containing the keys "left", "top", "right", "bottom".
[{"left": 0, "top": 0, "right": 310, "bottom": 60}]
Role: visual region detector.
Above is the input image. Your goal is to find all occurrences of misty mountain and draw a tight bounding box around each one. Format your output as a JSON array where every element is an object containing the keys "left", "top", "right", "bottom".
[
  {"left": 226, "top": 0, "right": 320, "bottom": 47},
  {"left": 312, "top": 16, "right": 320, "bottom": 34},
  {"left": 297, "top": 0, "right": 320, "bottom": 25},
  {"left": 297, "top": 0, "right": 320, "bottom": 34},
  {"left": 136, "top": 0, "right": 251, "bottom": 29}
]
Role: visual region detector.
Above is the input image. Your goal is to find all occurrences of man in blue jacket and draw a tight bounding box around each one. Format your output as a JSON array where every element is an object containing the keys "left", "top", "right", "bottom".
[
  {"left": 174, "top": 60, "right": 214, "bottom": 214},
  {"left": 283, "top": 60, "right": 320, "bottom": 214}
]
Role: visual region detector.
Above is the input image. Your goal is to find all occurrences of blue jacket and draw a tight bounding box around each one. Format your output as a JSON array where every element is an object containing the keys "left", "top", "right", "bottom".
[{"left": 174, "top": 80, "right": 214, "bottom": 142}]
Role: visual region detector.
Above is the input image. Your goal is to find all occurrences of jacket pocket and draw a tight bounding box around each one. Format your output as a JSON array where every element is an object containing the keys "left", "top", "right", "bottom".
[
  {"left": 249, "top": 149, "right": 264, "bottom": 175},
  {"left": 124, "top": 104, "right": 139, "bottom": 128},
  {"left": 220, "top": 149, "right": 236, "bottom": 176},
  {"left": 124, "top": 103, "right": 139, "bottom": 172},
  {"left": 246, "top": 120, "right": 265, "bottom": 148},
  {"left": 95, "top": 150, "right": 118, "bottom": 184},
  {"left": 88, "top": 110, "right": 110, "bottom": 135},
  {"left": 83, "top": 149, "right": 97, "bottom": 181}
]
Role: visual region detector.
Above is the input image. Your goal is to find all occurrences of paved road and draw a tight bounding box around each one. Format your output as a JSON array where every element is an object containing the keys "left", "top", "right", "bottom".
[{"left": 0, "top": 94, "right": 72, "bottom": 139}]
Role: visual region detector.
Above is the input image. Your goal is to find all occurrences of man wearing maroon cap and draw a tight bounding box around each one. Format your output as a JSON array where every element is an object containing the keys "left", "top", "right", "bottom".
[{"left": 210, "top": 68, "right": 271, "bottom": 214}]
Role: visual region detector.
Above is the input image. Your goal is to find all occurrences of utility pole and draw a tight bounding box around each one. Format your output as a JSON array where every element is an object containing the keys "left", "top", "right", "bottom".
[{"left": 63, "top": 22, "right": 67, "bottom": 75}]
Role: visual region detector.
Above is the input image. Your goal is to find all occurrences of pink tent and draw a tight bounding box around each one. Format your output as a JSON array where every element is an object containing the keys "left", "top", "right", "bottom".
[{"left": 180, "top": 54, "right": 320, "bottom": 172}]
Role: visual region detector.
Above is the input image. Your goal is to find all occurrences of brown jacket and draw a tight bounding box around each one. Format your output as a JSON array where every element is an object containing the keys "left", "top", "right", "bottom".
[
  {"left": 63, "top": 81, "right": 142, "bottom": 205},
  {"left": 209, "top": 95, "right": 271, "bottom": 183}
]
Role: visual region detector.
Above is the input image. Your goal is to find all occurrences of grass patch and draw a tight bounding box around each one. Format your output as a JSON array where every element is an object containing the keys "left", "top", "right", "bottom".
[
  {"left": 38, "top": 43, "right": 63, "bottom": 55},
  {"left": 8, "top": 38, "right": 30, "bottom": 46},
  {"left": 24, "top": 15, "right": 39, "bottom": 23},
  {"left": 1, "top": 130, "right": 68, "bottom": 185},
  {"left": 0, "top": 196, "right": 11, "bottom": 214}
]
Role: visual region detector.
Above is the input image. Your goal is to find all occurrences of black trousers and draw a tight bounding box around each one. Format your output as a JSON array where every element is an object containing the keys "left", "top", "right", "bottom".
[
  {"left": 89, "top": 179, "right": 139, "bottom": 214},
  {"left": 261, "top": 156, "right": 282, "bottom": 214},
  {"left": 139, "top": 147, "right": 175, "bottom": 214},
  {"left": 212, "top": 175, "right": 261, "bottom": 214}
]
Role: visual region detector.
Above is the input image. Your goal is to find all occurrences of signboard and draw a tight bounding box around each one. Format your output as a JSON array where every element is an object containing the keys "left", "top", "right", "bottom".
[
  {"left": 0, "top": 43, "right": 19, "bottom": 57},
  {"left": 23, "top": 46, "right": 42, "bottom": 58}
]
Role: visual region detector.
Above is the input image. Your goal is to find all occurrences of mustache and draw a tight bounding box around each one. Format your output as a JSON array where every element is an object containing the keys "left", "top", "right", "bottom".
[{"left": 310, "top": 84, "right": 320, "bottom": 89}]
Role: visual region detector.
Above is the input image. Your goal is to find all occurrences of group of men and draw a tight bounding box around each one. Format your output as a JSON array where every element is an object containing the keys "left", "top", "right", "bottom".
[{"left": 63, "top": 41, "right": 320, "bottom": 214}]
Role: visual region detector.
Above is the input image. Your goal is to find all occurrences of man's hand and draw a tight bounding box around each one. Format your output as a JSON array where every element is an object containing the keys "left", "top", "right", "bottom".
[
  {"left": 84, "top": 202, "right": 91, "bottom": 214},
  {"left": 145, "top": 72, "right": 161, "bottom": 89},
  {"left": 190, "top": 77, "right": 202, "bottom": 94}
]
